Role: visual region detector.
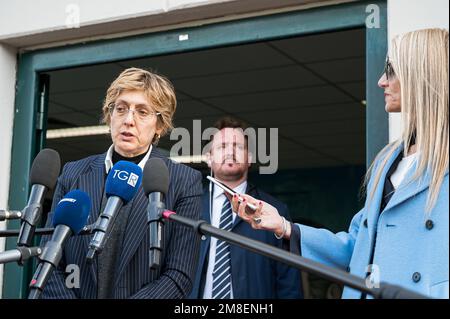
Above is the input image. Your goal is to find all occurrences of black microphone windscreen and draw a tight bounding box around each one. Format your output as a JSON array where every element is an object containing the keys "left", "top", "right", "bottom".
[
  {"left": 143, "top": 158, "right": 169, "bottom": 196},
  {"left": 29, "top": 149, "right": 61, "bottom": 190}
]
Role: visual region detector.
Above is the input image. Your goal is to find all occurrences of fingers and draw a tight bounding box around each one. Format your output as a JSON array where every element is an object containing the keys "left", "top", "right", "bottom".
[
  {"left": 224, "top": 192, "right": 233, "bottom": 203},
  {"left": 239, "top": 194, "right": 258, "bottom": 207},
  {"left": 250, "top": 202, "right": 264, "bottom": 229},
  {"left": 231, "top": 194, "right": 282, "bottom": 235},
  {"left": 238, "top": 197, "right": 264, "bottom": 229},
  {"left": 230, "top": 194, "right": 240, "bottom": 213},
  {"left": 255, "top": 200, "right": 263, "bottom": 215},
  {"left": 230, "top": 193, "right": 255, "bottom": 214},
  {"left": 231, "top": 193, "right": 266, "bottom": 229},
  {"left": 236, "top": 195, "right": 251, "bottom": 222}
]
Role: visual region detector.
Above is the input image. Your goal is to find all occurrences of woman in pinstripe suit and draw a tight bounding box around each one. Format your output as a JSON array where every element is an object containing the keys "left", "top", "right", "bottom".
[{"left": 40, "top": 68, "right": 203, "bottom": 299}]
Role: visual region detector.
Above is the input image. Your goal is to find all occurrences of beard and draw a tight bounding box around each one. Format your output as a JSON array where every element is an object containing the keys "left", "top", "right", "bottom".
[{"left": 214, "top": 162, "right": 247, "bottom": 182}]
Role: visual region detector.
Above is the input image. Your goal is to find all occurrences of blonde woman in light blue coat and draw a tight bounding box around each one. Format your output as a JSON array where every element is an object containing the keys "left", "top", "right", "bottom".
[{"left": 232, "top": 29, "right": 449, "bottom": 299}]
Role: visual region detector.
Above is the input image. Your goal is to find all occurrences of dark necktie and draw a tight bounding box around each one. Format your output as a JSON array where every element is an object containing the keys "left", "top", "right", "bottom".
[{"left": 211, "top": 197, "right": 233, "bottom": 299}]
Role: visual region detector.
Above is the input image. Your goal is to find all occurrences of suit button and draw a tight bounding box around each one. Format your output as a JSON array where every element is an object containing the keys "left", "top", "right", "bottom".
[
  {"left": 201, "top": 235, "right": 207, "bottom": 241},
  {"left": 412, "top": 272, "right": 421, "bottom": 283},
  {"left": 425, "top": 220, "right": 434, "bottom": 230},
  {"left": 363, "top": 219, "right": 368, "bottom": 228},
  {"left": 346, "top": 266, "right": 351, "bottom": 273}
]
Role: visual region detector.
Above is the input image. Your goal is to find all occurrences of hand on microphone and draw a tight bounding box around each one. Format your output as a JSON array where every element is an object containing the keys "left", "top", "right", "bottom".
[{"left": 231, "top": 193, "right": 291, "bottom": 240}]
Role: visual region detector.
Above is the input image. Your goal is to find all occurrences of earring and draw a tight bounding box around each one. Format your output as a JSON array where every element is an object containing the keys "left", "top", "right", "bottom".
[{"left": 153, "top": 134, "right": 161, "bottom": 146}]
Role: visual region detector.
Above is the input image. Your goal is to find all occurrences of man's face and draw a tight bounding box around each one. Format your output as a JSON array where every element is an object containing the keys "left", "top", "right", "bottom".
[
  {"left": 209, "top": 128, "right": 251, "bottom": 182},
  {"left": 110, "top": 89, "right": 161, "bottom": 157}
]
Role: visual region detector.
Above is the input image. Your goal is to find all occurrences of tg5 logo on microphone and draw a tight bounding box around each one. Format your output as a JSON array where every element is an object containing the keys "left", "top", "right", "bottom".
[{"left": 112, "top": 170, "right": 140, "bottom": 187}]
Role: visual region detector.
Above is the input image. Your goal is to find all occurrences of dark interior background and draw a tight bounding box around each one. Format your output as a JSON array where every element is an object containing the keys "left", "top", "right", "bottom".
[{"left": 44, "top": 28, "right": 367, "bottom": 233}]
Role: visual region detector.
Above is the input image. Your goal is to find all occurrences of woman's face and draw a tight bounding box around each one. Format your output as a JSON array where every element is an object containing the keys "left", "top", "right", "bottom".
[
  {"left": 378, "top": 58, "right": 401, "bottom": 113},
  {"left": 109, "top": 90, "right": 162, "bottom": 157}
]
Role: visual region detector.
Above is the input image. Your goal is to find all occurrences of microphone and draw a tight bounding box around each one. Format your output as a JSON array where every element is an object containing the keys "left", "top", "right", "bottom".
[
  {"left": 142, "top": 158, "right": 169, "bottom": 271},
  {"left": 17, "top": 148, "right": 61, "bottom": 247},
  {"left": 86, "top": 161, "right": 142, "bottom": 262},
  {"left": 28, "top": 190, "right": 90, "bottom": 299},
  {"left": 0, "top": 210, "right": 22, "bottom": 221}
]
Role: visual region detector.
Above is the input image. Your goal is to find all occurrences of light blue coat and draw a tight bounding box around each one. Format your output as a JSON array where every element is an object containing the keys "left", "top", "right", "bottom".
[{"left": 297, "top": 144, "right": 449, "bottom": 299}]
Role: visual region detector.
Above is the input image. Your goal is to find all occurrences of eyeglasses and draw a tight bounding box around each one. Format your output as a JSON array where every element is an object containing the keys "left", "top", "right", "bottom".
[
  {"left": 383, "top": 56, "right": 396, "bottom": 80},
  {"left": 108, "top": 103, "right": 161, "bottom": 121}
]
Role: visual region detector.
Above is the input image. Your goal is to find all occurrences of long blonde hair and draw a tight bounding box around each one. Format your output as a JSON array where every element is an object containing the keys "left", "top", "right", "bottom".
[{"left": 364, "top": 28, "right": 449, "bottom": 214}]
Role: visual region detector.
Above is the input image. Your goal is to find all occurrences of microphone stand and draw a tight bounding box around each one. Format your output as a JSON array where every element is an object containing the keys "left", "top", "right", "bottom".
[
  {"left": 0, "top": 247, "right": 42, "bottom": 265},
  {"left": 147, "top": 192, "right": 165, "bottom": 272},
  {"left": 162, "top": 211, "right": 430, "bottom": 299},
  {"left": 0, "top": 225, "right": 93, "bottom": 238}
]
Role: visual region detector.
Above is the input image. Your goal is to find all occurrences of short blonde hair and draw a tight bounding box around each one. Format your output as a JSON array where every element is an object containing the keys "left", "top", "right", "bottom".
[{"left": 101, "top": 67, "right": 177, "bottom": 140}]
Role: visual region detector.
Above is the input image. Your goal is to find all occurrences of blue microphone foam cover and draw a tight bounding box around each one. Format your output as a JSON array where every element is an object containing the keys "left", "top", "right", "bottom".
[
  {"left": 106, "top": 161, "right": 143, "bottom": 203},
  {"left": 53, "top": 190, "right": 91, "bottom": 234}
]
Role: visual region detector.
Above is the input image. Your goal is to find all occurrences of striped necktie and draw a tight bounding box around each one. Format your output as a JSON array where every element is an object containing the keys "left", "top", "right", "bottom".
[{"left": 211, "top": 197, "right": 233, "bottom": 299}]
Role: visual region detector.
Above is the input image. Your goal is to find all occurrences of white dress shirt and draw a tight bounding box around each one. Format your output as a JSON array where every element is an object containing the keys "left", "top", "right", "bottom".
[
  {"left": 104, "top": 144, "right": 153, "bottom": 173},
  {"left": 202, "top": 180, "right": 247, "bottom": 299},
  {"left": 390, "top": 152, "right": 418, "bottom": 189}
]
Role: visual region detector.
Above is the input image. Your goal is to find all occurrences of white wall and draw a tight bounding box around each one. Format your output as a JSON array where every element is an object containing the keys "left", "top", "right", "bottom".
[
  {"left": 0, "top": 0, "right": 335, "bottom": 48},
  {"left": 387, "top": 0, "right": 449, "bottom": 142},
  {"left": 0, "top": 43, "right": 17, "bottom": 299},
  {"left": 0, "top": 0, "right": 235, "bottom": 39}
]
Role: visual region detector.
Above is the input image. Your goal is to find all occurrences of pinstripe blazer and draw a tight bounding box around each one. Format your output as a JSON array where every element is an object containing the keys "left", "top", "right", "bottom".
[{"left": 39, "top": 148, "right": 203, "bottom": 299}]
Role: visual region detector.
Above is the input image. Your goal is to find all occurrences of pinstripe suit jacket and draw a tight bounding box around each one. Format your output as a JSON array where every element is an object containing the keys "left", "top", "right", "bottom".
[{"left": 39, "top": 148, "right": 203, "bottom": 299}]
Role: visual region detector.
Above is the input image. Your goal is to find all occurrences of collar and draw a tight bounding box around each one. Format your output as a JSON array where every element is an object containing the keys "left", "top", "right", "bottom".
[
  {"left": 104, "top": 144, "right": 153, "bottom": 173},
  {"left": 212, "top": 179, "right": 248, "bottom": 199}
]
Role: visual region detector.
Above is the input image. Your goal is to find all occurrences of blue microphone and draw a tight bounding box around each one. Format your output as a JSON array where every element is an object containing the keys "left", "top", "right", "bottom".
[
  {"left": 28, "top": 190, "right": 91, "bottom": 299},
  {"left": 86, "top": 161, "right": 142, "bottom": 261}
]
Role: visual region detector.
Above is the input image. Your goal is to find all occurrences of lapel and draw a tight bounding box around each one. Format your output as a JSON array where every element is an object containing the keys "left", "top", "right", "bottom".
[
  {"left": 366, "top": 145, "right": 403, "bottom": 242},
  {"left": 383, "top": 160, "right": 449, "bottom": 213},
  {"left": 77, "top": 153, "right": 107, "bottom": 286},
  {"left": 114, "top": 186, "right": 147, "bottom": 285},
  {"left": 113, "top": 147, "right": 166, "bottom": 285},
  {"left": 203, "top": 187, "right": 212, "bottom": 224},
  {"left": 199, "top": 192, "right": 212, "bottom": 266}
]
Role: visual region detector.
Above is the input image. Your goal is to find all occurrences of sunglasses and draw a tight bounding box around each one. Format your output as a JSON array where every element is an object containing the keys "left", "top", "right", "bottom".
[{"left": 383, "top": 56, "right": 396, "bottom": 80}]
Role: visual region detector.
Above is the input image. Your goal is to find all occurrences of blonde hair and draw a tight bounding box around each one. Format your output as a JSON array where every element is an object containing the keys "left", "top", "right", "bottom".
[
  {"left": 101, "top": 67, "right": 177, "bottom": 142},
  {"left": 364, "top": 28, "right": 449, "bottom": 214}
]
